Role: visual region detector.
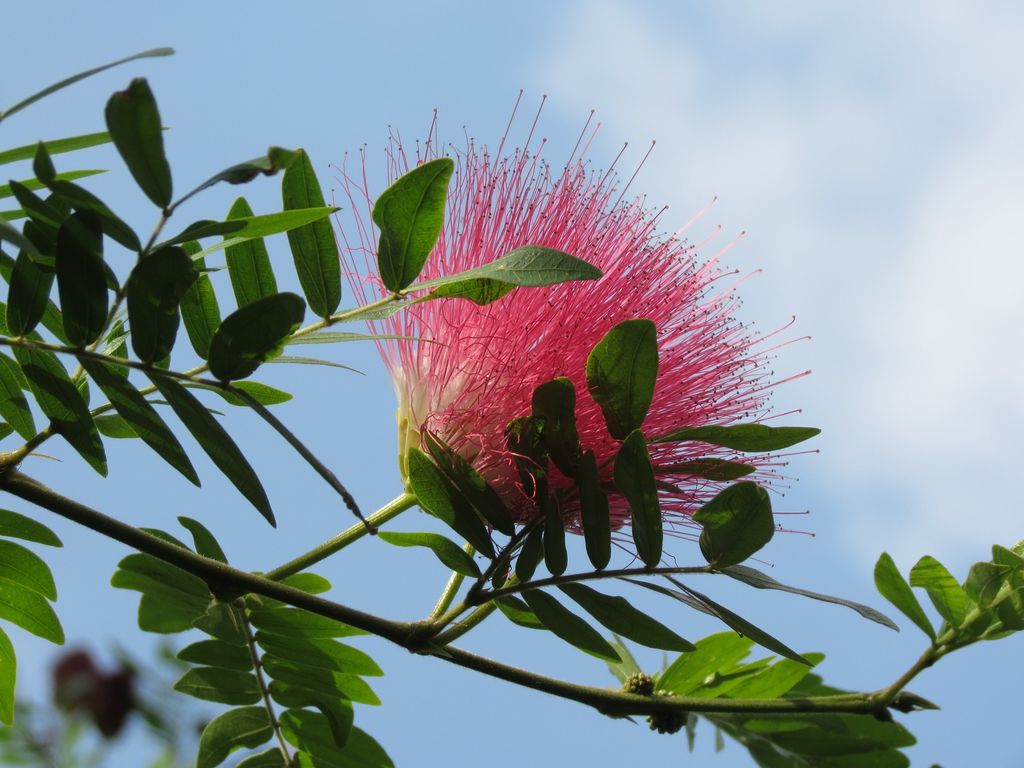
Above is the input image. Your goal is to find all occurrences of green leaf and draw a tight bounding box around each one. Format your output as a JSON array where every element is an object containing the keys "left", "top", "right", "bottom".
[
  {"left": 269, "top": 683, "right": 353, "bottom": 749},
  {"left": 0, "top": 577, "right": 63, "bottom": 643},
  {"left": 209, "top": 381, "right": 292, "bottom": 407},
  {"left": 0, "top": 509, "right": 61, "bottom": 546},
  {"left": 179, "top": 243, "right": 221, "bottom": 359},
  {"left": 32, "top": 143, "right": 56, "bottom": 184},
  {"left": 262, "top": 656, "right": 379, "bottom": 705},
  {"left": 126, "top": 246, "right": 198, "bottom": 362},
  {"left": 558, "top": 582, "right": 694, "bottom": 651},
  {"left": 413, "top": 245, "right": 602, "bottom": 292},
  {"left": 265, "top": 355, "right": 361, "bottom": 372},
  {"left": 406, "top": 447, "right": 495, "bottom": 558},
  {"left": 520, "top": 589, "right": 621, "bottom": 662},
  {"left": 874, "top": 552, "right": 935, "bottom": 640},
  {"left": 281, "top": 712, "right": 393, "bottom": 768},
  {"left": 164, "top": 207, "right": 335, "bottom": 248},
  {"left": 0, "top": 48, "right": 174, "bottom": 123},
  {"left": 224, "top": 197, "right": 278, "bottom": 307},
  {"left": 660, "top": 459, "right": 755, "bottom": 481},
  {"left": 104, "top": 78, "right": 172, "bottom": 208},
  {"left": 249, "top": 606, "right": 365, "bottom": 639},
  {"left": 0, "top": 627, "right": 13, "bottom": 725},
  {"left": 178, "top": 516, "right": 228, "bottom": 562},
  {"left": 254, "top": 633, "right": 382, "bottom": 677},
  {"left": 45, "top": 178, "right": 140, "bottom": 250},
  {"left": 585, "top": 318, "right": 658, "bottom": 440},
  {"left": 377, "top": 531, "right": 480, "bottom": 577},
  {"left": 236, "top": 749, "right": 287, "bottom": 768},
  {"left": 671, "top": 581, "right": 809, "bottom": 664},
  {"left": 0, "top": 216, "right": 40, "bottom": 256},
  {"left": 373, "top": 157, "right": 453, "bottom": 291},
  {"left": 429, "top": 278, "right": 515, "bottom": 305},
  {"left": 494, "top": 595, "right": 544, "bottom": 629},
  {"left": 0, "top": 131, "right": 113, "bottom": 166},
  {"left": 0, "top": 540, "right": 56, "bottom": 599},
  {"left": 543, "top": 497, "right": 568, "bottom": 576},
  {"left": 693, "top": 482, "right": 774, "bottom": 568},
  {"left": 95, "top": 413, "right": 136, "bottom": 438},
  {"left": 0, "top": 352, "right": 35, "bottom": 439},
  {"left": 177, "top": 639, "right": 252, "bottom": 671},
  {"left": 909, "top": 555, "right": 968, "bottom": 626},
  {"left": 6, "top": 248, "right": 55, "bottom": 336},
  {"left": 965, "top": 561, "right": 1009, "bottom": 608},
  {"left": 422, "top": 431, "right": 515, "bottom": 536},
  {"left": 531, "top": 377, "right": 581, "bottom": 476},
  {"left": 283, "top": 150, "right": 342, "bottom": 316},
  {"left": 725, "top": 654, "right": 825, "bottom": 699},
  {"left": 613, "top": 429, "right": 661, "bottom": 567},
  {"left": 148, "top": 375, "right": 273, "bottom": 524},
  {"left": 724, "top": 564, "right": 898, "bottom": 630},
  {"left": 1, "top": 171, "right": 105, "bottom": 201},
  {"left": 514, "top": 525, "right": 545, "bottom": 582},
  {"left": 208, "top": 292, "right": 306, "bottom": 381},
  {"left": 176, "top": 147, "right": 299, "bottom": 207},
  {"left": 658, "top": 632, "right": 754, "bottom": 695},
  {"left": 577, "top": 449, "right": 611, "bottom": 570},
  {"left": 80, "top": 358, "right": 200, "bottom": 484},
  {"left": 14, "top": 346, "right": 106, "bottom": 475},
  {"left": 174, "top": 667, "right": 259, "bottom": 704},
  {"left": 654, "top": 424, "right": 822, "bottom": 452},
  {"left": 196, "top": 706, "right": 272, "bottom": 768}
]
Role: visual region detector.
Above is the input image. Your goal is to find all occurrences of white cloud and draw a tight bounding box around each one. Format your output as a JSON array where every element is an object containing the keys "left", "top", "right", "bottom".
[{"left": 535, "top": 1, "right": 1024, "bottom": 566}]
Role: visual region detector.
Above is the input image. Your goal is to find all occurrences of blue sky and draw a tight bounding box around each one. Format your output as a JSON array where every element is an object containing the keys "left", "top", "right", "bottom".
[{"left": 2, "top": 2, "right": 1022, "bottom": 766}]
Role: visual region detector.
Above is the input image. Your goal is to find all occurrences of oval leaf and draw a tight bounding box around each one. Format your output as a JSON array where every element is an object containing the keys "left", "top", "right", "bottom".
[
  {"left": 414, "top": 245, "right": 602, "bottom": 291},
  {"left": 208, "top": 292, "right": 306, "bottom": 381},
  {"left": 531, "top": 377, "right": 581, "bottom": 476},
  {"left": 126, "top": 246, "right": 198, "bottom": 363},
  {"left": 174, "top": 667, "right": 260, "bottom": 705},
  {"left": 6, "top": 248, "right": 54, "bottom": 336},
  {"left": 283, "top": 150, "right": 341, "bottom": 316},
  {"left": 613, "top": 429, "right": 661, "bottom": 567},
  {"left": 377, "top": 530, "right": 480, "bottom": 577},
  {"left": 693, "top": 481, "right": 774, "bottom": 568},
  {"left": 104, "top": 78, "right": 172, "bottom": 208},
  {"left": 196, "top": 707, "right": 273, "bottom": 768},
  {"left": 373, "top": 157, "right": 453, "bottom": 292},
  {"left": 585, "top": 318, "right": 658, "bottom": 440},
  {"left": 0, "top": 540, "right": 56, "bottom": 600},
  {"left": 0, "top": 577, "right": 63, "bottom": 643}
]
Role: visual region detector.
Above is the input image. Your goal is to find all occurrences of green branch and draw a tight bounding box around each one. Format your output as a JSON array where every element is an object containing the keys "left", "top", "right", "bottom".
[{"left": 0, "top": 468, "right": 934, "bottom": 720}]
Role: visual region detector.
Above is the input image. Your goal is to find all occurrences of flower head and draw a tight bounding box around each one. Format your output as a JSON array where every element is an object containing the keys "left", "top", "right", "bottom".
[{"left": 339, "top": 111, "right": 795, "bottom": 542}]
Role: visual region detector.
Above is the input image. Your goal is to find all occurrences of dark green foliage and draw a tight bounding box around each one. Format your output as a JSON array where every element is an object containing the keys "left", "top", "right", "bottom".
[
  {"left": 104, "top": 78, "right": 172, "bottom": 208},
  {"left": 613, "top": 429, "right": 661, "bottom": 567},
  {"left": 693, "top": 482, "right": 775, "bottom": 568},
  {"left": 126, "top": 246, "right": 198, "bottom": 362},
  {"left": 377, "top": 531, "right": 480, "bottom": 577},
  {"left": 423, "top": 431, "right": 515, "bottom": 536},
  {"left": 558, "top": 583, "right": 693, "bottom": 651},
  {"left": 531, "top": 377, "right": 582, "bottom": 476},
  {"left": 655, "top": 424, "right": 821, "bottom": 452},
  {"left": 586, "top": 318, "right": 658, "bottom": 440},
  {"left": 282, "top": 150, "right": 341, "bottom": 316},
  {"left": 521, "top": 589, "right": 621, "bottom": 662},
  {"left": 207, "top": 292, "right": 305, "bottom": 381},
  {"left": 224, "top": 197, "right": 278, "bottom": 307},
  {"left": 577, "top": 449, "right": 611, "bottom": 570},
  {"left": 373, "top": 157, "right": 453, "bottom": 292}
]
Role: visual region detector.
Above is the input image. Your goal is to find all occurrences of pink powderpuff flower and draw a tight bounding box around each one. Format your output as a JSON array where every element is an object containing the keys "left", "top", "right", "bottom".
[{"left": 338, "top": 107, "right": 802, "bottom": 543}]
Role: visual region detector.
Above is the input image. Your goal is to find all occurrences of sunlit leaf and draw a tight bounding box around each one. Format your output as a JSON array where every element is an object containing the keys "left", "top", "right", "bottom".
[
  {"left": 224, "top": 197, "right": 278, "bottom": 307},
  {"left": 0, "top": 509, "right": 61, "bottom": 546},
  {"left": 373, "top": 158, "right": 453, "bottom": 291},
  {"left": 196, "top": 707, "right": 272, "bottom": 768},
  {"left": 0, "top": 540, "right": 56, "bottom": 599},
  {"left": 377, "top": 531, "right": 480, "bottom": 577},
  {"left": 0, "top": 577, "right": 63, "bottom": 643},
  {"left": 654, "top": 424, "right": 821, "bottom": 452},
  {"left": 874, "top": 552, "right": 935, "bottom": 640},
  {"left": 586, "top": 319, "right": 658, "bottom": 440}
]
